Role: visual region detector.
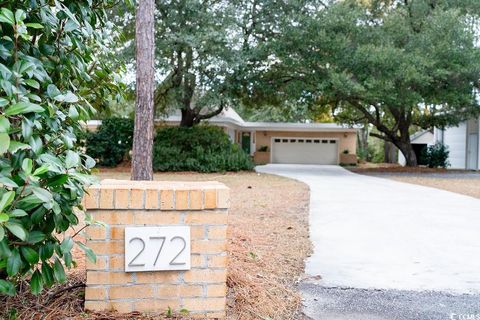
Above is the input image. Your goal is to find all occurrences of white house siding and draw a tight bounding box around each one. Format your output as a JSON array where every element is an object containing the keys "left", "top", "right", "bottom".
[{"left": 442, "top": 123, "right": 467, "bottom": 169}]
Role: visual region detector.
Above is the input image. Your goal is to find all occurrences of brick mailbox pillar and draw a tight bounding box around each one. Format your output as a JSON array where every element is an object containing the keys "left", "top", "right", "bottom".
[{"left": 83, "top": 179, "right": 229, "bottom": 319}]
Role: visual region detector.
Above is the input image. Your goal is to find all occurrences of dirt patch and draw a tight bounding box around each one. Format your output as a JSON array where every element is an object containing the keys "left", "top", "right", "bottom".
[{"left": 1, "top": 170, "right": 311, "bottom": 320}]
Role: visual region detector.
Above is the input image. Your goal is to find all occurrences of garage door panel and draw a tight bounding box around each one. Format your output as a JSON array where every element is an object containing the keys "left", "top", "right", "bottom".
[{"left": 272, "top": 138, "right": 338, "bottom": 165}]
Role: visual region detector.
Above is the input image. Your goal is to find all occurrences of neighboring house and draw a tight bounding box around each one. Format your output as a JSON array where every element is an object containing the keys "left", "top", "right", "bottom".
[
  {"left": 86, "top": 108, "right": 358, "bottom": 165},
  {"left": 434, "top": 117, "right": 480, "bottom": 170},
  {"left": 397, "top": 116, "right": 480, "bottom": 170},
  {"left": 398, "top": 130, "right": 435, "bottom": 166}
]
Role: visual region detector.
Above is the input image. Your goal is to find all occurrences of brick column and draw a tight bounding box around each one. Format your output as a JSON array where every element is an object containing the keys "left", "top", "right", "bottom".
[{"left": 83, "top": 179, "right": 229, "bottom": 319}]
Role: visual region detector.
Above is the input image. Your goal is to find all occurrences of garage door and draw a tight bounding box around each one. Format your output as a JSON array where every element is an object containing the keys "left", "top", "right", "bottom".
[{"left": 271, "top": 137, "right": 338, "bottom": 165}]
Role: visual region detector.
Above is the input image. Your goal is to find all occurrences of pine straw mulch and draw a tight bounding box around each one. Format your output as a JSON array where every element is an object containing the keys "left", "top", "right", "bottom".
[{"left": 1, "top": 171, "right": 311, "bottom": 320}]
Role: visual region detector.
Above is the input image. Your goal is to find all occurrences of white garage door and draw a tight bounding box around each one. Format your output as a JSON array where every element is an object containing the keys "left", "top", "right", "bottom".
[{"left": 272, "top": 137, "right": 338, "bottom": 165}]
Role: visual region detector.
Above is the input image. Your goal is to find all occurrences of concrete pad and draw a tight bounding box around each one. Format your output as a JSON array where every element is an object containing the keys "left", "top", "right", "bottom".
[{"left": 256, "top": 164, "right": 480, "bottom": 293}]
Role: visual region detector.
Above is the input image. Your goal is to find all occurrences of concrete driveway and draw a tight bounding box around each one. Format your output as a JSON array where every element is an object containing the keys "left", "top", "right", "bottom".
[{"left": 256, "top": 165, "right": 480, "bottom": 319}]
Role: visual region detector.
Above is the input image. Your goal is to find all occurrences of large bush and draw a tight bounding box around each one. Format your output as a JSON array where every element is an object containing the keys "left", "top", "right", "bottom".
[
  {"left": 421, "top": 143, "right": 450, "bottom": 168},
  {"left": 153, "top": 126, "right": 254, "bottom": 172},
  {"left": 86, "top": 118, "right": 134, "bottom": 167},
  {"left": 0, "top": 1, "right": 119, "bottom": 296}
]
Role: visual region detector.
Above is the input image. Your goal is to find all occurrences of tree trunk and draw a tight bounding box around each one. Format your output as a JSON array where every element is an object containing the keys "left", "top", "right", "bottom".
[
  {"left": 180, "top": 108, "right": 197, "bottom": 127},
  {"left": 383, "top": 141, "right": 397, "bottom": 163},
  {"left": 357, "top": 122, "right": 369, "bottom": 161},
  {"left": 131, "top": 0, "right": 155, "bottom": 181},
  {"left": 396, "top": 141, "right": 417, "bottom": 166}
]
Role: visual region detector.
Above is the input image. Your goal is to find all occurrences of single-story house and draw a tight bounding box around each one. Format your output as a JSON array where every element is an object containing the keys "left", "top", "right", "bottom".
[
  {"left": 87, "top": 108, "right": 358, "bottom": 165},
  {"left": 398, "top": 130, "right": 435, "bottom": 166},
  {"left": 434, "top": 116, "right": 480, "bottom": 170}
]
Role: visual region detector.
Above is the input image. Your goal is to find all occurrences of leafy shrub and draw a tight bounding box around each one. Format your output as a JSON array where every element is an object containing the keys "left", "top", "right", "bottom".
[
  {"left": 421, "top": 143, "right": 450, "bottom": 168},
  {"left": 0, "top": 1, "right": 119, "bottom": 296},
  {"left": 153, "top": 126, "right": 254, "bottom": 172},
  {"left": 86, "top": 118, "right": 134, "bottom": 167}
]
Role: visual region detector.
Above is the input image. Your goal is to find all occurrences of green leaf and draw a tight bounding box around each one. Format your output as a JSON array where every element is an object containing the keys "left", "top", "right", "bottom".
[
  {"left": 5, "top": 102, "right": 44, "bottom": 116},
  {"left": 41, "top": 263, "right": 54, "bottom": 287},
  {"left": 0, "top": 213, "right": 9, "bottom": 223},
  {"left": 55, "top": 91, "right": 79, "bottom": 103},
  {"left": 5, "top": 222, "right": 27, "bottom": 241},
  {"left": 60, "top": 237, "right": 73, "bottom": 254},
  {"left": 63, "top": 251, "right": 72, "bottom": 268},
  {"left": 47, "top": 84, "right": 61, "bottom": 98},
  {"left": 0, "top": 227, "right": 4, "bottom": 241},
  {"left": 0, "top": 8, "right": 14, "bottom": 26},
  {"left": 53, "top": 258, "right": 66, "bottom": 283},
  {"left": 6, "top": 248, "right": 22, "bottom": 276},
  {"left": 21, "top": 118, "right": 33, "bottom": 140},
  {"left": 33, "top": 165, "right": 49, "bottom": 176},
  {"left": 21, "top": 247, "right": 39, "bottom": 264},
  {"left": 76, "top": 241, "right": 96, "bottom": 263},
  {"left": 25, "top": 22, "right": 43, "bottom": 29},
  {"left": 46, "top": 174, "right": 68, "bottom": 187},
  {"left": 30, "top": 270, "right": 43, "bottom": 295},
  {"left": 65, "top": 150, "right": 80, "bottom": 168},
  {"left": 24, "top": 79, "right": 40, "bottom": 89},
  {"left": 0, "top": 279, "right": 15, "bottom": 296},
  {"left": 84, "top": 155, "right": 96, "bottom": 169},
  {"left": 29, "top": 135, "right": 43, "bottom": 155},
  {"left": 39, "top": 242, "right": 54, "bottom": 261},
  {"left": 22, "top": 158, "right": 33, "bottom": 174},
  {"left": 32, "top": 187, "right": 53, "bottom": 203},
  {"left": 9, "top": 209, "right": 27, "bottom": 217},
  {"left": 0, "top": 239, "right": 11, "bottom": 258},
  {"left": 27, "top": 231, "right": 45, "bottom": 244},
  {"left": 8, "top": 141, "right": 31, "bottom": 154},
  {"left": 0, "top": 116, "right": 10, "bottom": 133},
  {"left": 0, "top": 133, "right": 10, "bottom": 154},
  {"left": 0, "top": 98, "right": 8, "bottom": 107},
  {"left": 0, "top": 176, "right": 18, "bottom": 188},
  {"left": 0, "top": 191, "right": 14, "bottom": 212},
  {"left": 14, "top": 9, "right": 26, "bottom": 23}
]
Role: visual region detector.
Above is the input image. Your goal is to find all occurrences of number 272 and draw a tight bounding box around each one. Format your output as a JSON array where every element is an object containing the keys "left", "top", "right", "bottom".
[{"left": 127, "top": 236, "right": 187, "bottom": 267}]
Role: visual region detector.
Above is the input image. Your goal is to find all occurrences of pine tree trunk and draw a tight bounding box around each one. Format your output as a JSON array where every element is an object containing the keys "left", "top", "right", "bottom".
[{"left": 131, "top": 0, "right": 155, "bottom": 180}]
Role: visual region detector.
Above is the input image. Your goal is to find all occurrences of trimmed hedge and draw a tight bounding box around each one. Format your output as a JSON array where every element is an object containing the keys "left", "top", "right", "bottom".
[
  {"left": 86, "top": 118, "right": 134, "bottom": 167},
  {"left": 152, "top": 126, "right": 254, "bottom": 172}
]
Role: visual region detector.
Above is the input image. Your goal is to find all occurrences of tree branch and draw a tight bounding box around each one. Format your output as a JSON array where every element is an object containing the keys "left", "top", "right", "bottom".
[{"left": 197, "top": 101, "right": 225, "bottom": 121}]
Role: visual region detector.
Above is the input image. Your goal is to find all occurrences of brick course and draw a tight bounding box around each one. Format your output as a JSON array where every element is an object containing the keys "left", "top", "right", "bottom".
[{"left": 84, "top": 180, "right": 229, "bottom": 318}]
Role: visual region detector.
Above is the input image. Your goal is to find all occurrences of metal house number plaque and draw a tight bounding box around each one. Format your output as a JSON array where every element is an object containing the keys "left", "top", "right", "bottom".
[{"left": 124, "top": 226, "right": 191, "bottom": 272}]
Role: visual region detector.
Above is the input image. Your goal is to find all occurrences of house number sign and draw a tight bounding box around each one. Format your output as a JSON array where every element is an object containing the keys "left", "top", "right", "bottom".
[{"left": 124, "top": 226, "right": 191, "bottom": 272}]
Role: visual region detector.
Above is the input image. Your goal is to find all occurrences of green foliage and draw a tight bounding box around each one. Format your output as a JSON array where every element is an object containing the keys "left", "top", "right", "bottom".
[
  {"left": 246, "top": 0, "right": 480, "bottom": 164},
  {"left": 0, "top": 0, "right": 117, "bottom": 296},
  {"left": 86, "top": 118, "right": 134, "bottom": 167},
  {"left": 152, "top": 126, "right": 254, "bottom": 172},
  {"left": 421, "top": 143, "right": 450, "bottom": 168}
]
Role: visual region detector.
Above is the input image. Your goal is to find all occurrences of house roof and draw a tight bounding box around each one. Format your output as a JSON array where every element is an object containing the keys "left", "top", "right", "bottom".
[
  {"left": 410, "top": 130, "right": 434, "bottom": 143},
  {"left": 161, "top": 108, "right": 357, "bottom": 132},
  {"left": 85, "top": 108, "right": 357, "bottom": 133}
]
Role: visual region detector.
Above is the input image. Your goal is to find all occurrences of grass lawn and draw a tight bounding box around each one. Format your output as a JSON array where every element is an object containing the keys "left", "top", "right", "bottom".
[{"left": 2, "top": 169, "right": 311, "bottom": 320}]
